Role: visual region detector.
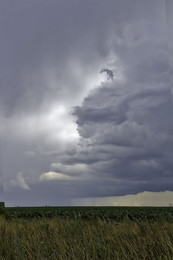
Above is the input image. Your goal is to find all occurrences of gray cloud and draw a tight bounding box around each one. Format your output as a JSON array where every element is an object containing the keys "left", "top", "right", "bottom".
[
  {"left": 71, "top": 81, "right": 173, "bottom": 186},
  {"left": 100, "top": 69, "right": 114, "bottom": 80},
  {"left": 1, "top": 0, "right": 172, "bottom": 205}
]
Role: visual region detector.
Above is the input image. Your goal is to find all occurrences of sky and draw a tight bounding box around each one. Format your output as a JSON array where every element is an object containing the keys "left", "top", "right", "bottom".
[{"left": 0, "top": 0, "right": 173, "bottom": 206}]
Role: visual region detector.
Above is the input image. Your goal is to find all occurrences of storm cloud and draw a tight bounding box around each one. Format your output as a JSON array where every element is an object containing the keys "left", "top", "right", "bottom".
[{"left": 0, "top": 0, "right": 173, "bottom": 206}]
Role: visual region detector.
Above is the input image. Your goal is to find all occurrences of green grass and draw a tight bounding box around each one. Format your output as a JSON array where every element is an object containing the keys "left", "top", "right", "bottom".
[
  {"left": 5, "top": 206, "right": 173, "bottom": 222},
  {"left": 1, "top": 207, "right": 173, "bottom": 259},
  {"left": 0, "top": 215, "right": 173, "bottom": 260}
]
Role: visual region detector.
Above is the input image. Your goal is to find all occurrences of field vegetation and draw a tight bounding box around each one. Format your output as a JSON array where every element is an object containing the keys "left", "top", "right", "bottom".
[
  {"left": 0, "top": 206, "right": 173, "bottom": 259},
  {"left": 5, "top": 206, "right": 173, "bottom": 221}
]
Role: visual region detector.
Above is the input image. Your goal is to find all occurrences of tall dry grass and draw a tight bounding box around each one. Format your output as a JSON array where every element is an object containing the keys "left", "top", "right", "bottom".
[{"left": 0, "top": 215, "right": 173, "bottom": 259}]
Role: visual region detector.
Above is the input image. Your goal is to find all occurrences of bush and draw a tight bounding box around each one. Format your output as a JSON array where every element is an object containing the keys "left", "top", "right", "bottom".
[{"left": 0, "top": 202, "right": 5, "bottom": 214}]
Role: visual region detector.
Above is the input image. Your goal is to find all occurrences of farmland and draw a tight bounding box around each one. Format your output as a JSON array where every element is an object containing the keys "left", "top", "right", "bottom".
[
  {"left": 4, "top": 205, "right": 173, "bottom": 221},
  {"left": 1, "top": 206, "right": 173, "bottom": 259}
]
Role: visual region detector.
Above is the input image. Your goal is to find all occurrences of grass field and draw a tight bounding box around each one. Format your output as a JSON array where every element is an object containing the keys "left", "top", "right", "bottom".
[
  {"left": 1, "top": 206, "right": 173, "bottom": 259},
  {"left": 4, "top": 206, "right": 173, "bottom": 221}
]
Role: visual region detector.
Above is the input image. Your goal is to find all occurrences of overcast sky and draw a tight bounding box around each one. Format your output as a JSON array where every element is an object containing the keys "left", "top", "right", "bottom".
[{"left": 0, "top": 0, "right": 173, "bottom": 206}]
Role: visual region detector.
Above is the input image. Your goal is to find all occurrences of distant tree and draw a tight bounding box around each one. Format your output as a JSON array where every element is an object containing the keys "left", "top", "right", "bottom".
[{"left": 0, "top": 202, "right": 5, "bottom": 214}]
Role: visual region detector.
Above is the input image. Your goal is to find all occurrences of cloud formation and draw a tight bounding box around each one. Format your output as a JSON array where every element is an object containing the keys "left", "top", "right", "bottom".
[
  {"left": 1, "top": 0, "right": 172, "bottom": 206},
  {"left": 40, "top": 171, "right": 78, "bottom": 181},
  {"left": 100, "top": 69, "right": 114, "bottom": 80},
  {"left": 9, "top": 172, "right": 30, "bottom": 191}
]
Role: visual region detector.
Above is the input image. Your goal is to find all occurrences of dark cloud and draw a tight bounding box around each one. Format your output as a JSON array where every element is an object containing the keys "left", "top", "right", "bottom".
[
  {"left": 0, "top": 0, "right": 137, "bottom": 117},
  {"left": 71, "top": 79, "right": 173, "bottom": 187},
  {"left": 1, "top": 0, "right": 172, "bottom": 205},
  {"left": 165, "top": 0, "right": 173, "bottom": 99},
  {"left": 100, "top": 69, "right": 114, "bottom": 80},
  {"left": 0, "top": 138, "right": 4, "bottom": 201}
]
